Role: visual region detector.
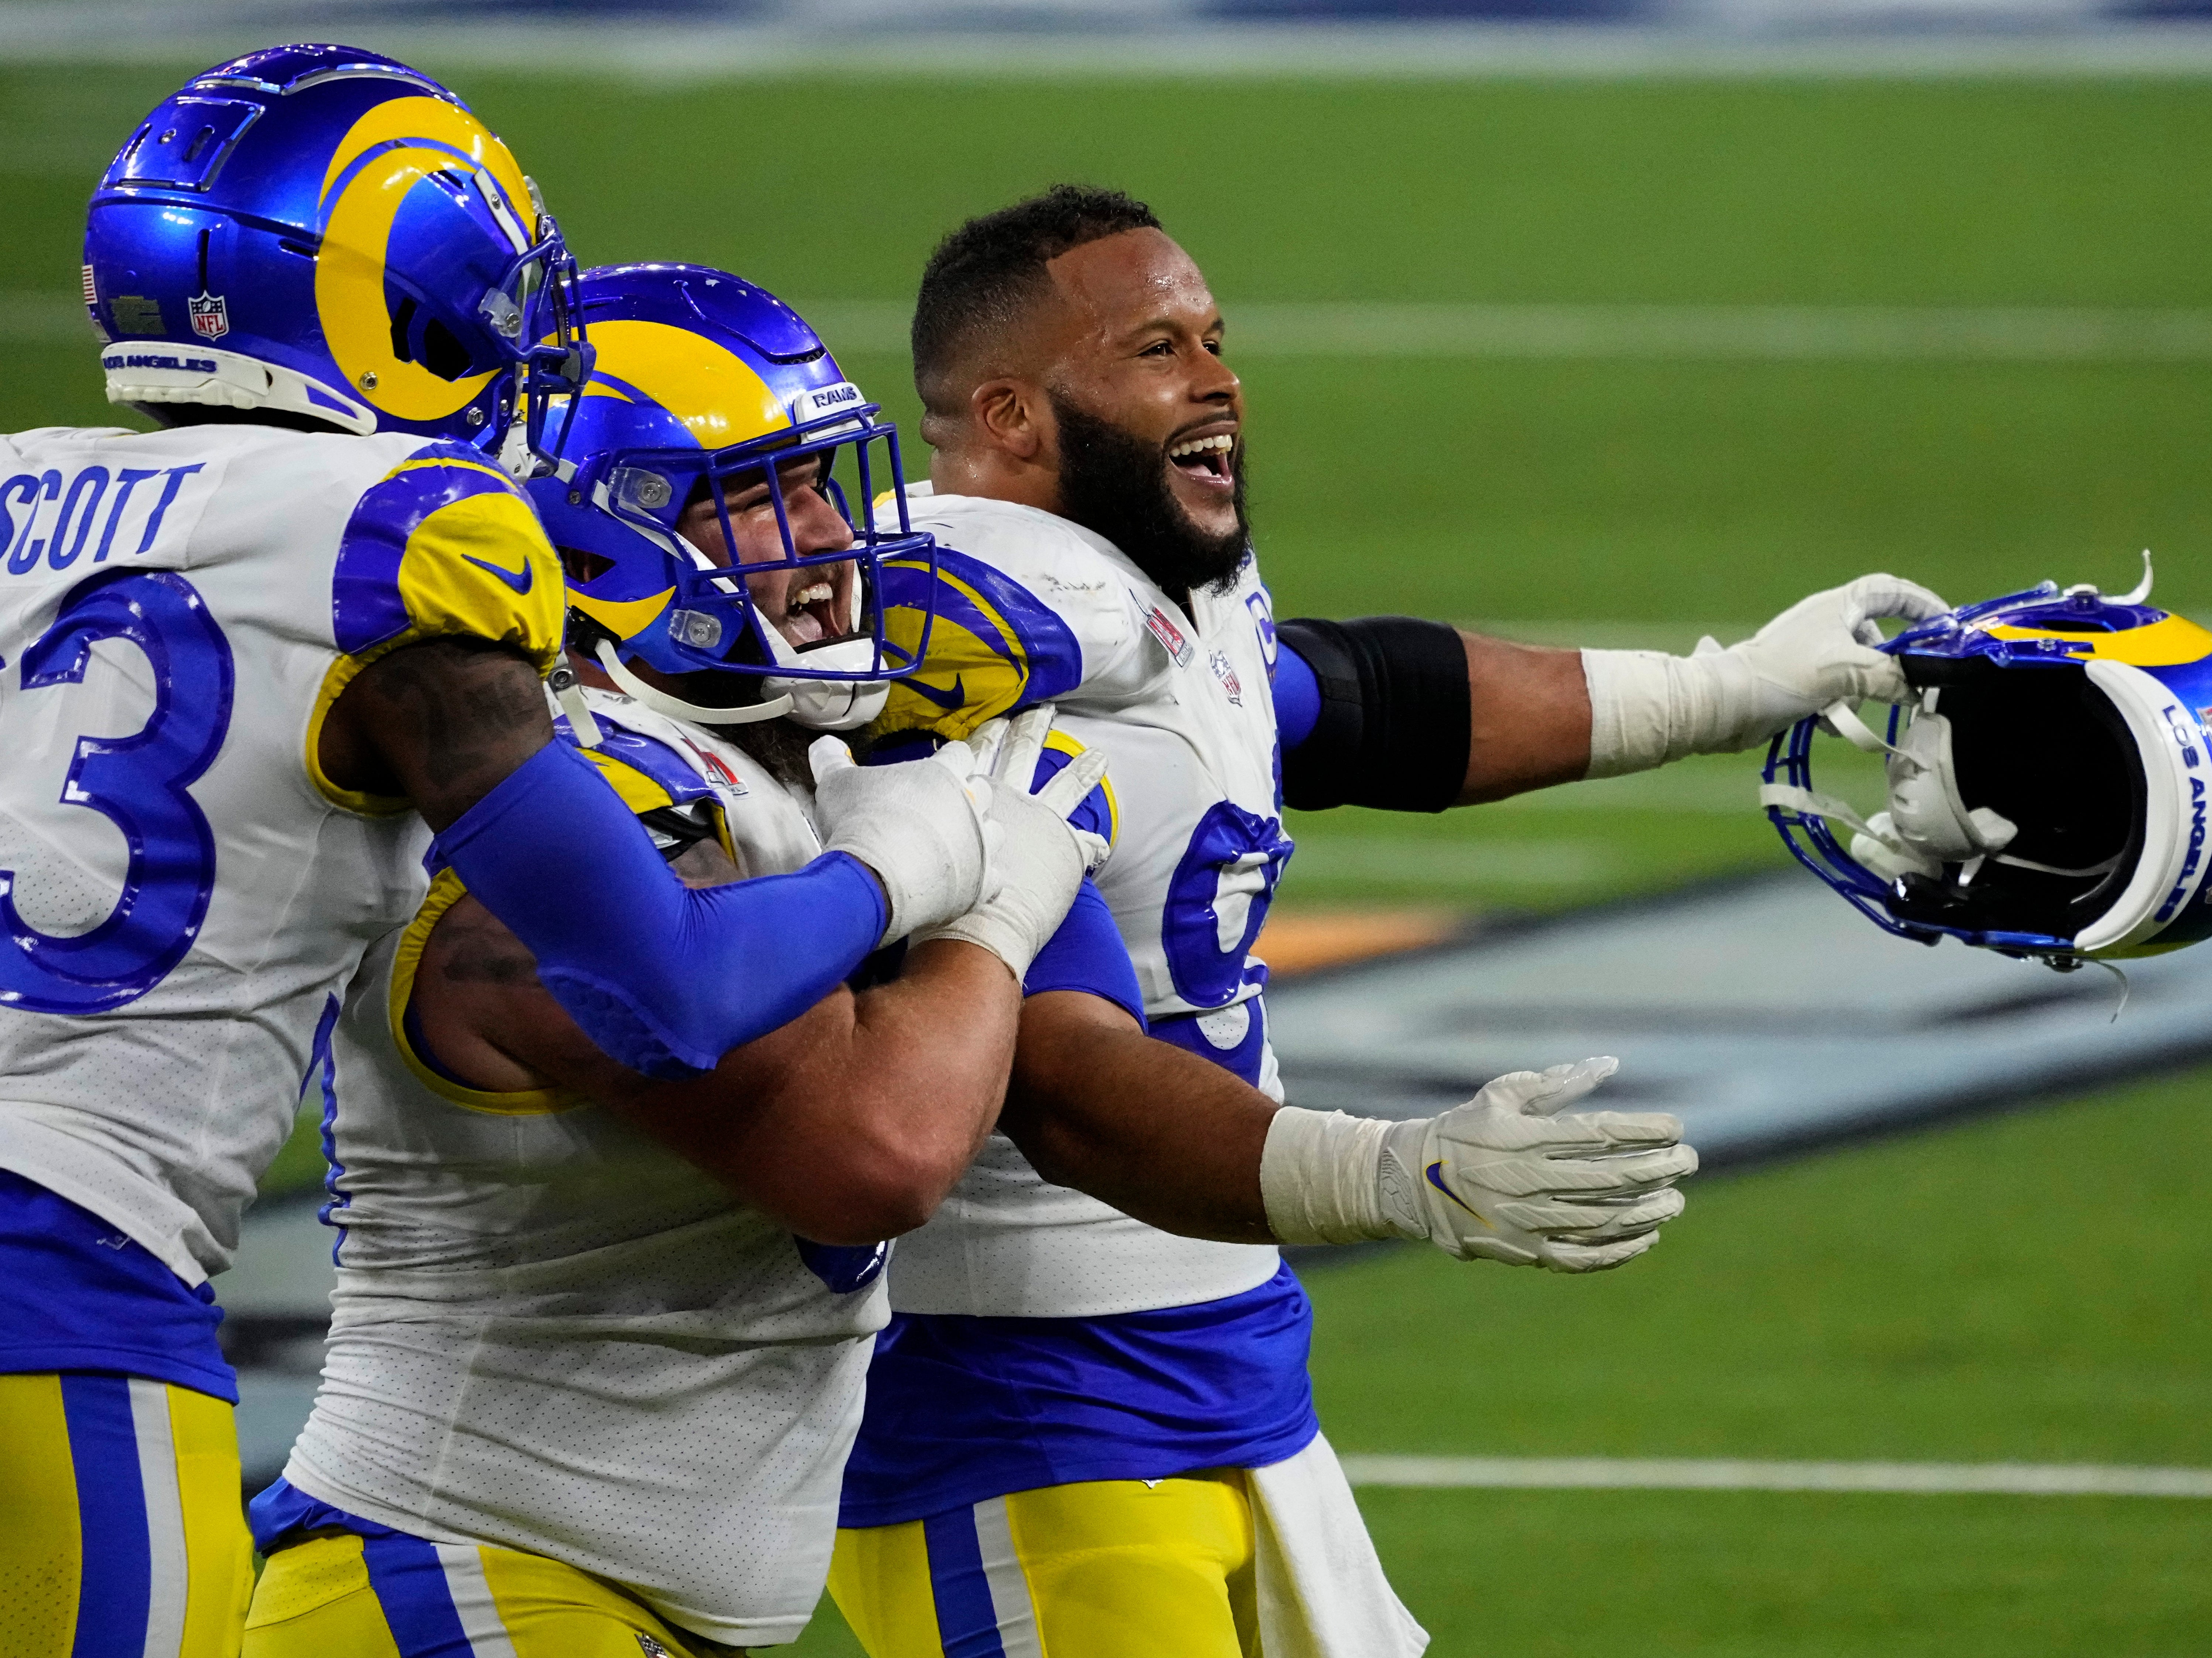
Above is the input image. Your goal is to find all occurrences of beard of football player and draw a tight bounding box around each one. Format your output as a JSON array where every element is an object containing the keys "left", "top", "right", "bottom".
[{"left": 1047, "top": 390, "right": 1251, "bottom": 607}]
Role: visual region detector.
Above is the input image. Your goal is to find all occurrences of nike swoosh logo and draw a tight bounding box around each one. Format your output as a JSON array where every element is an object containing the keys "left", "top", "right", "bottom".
[
  {"left": 462, "top": 551, "right": 534, "bottom": 596},
  {"left": 1425, "top": 1160, "right": 1492, "bottom": 1226},
  {"left": 904, "top": 673, "right": 967, "bottom": 712}
]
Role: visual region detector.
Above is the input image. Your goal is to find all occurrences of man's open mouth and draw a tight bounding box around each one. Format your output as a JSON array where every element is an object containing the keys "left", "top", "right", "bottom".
[
  {"left": 781, "top": 578, "right": 843, "bottom": 646},
  {"left": 1167, "top": 431, "right": 1236, "bottom": 489}
]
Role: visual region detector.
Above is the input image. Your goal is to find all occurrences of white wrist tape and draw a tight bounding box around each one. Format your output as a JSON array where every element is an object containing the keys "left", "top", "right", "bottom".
[
  {"left": 1259, "top": 1106, "right": 1400, "bottom": 1246},
  {"left": 1581, "top": 647, "right": 1763, "bottom": 779}
]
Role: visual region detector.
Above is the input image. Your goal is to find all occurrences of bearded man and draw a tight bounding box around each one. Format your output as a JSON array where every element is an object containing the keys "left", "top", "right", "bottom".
[{"left": 827, "top": 185, "right": 1942, "bottom": 1657}]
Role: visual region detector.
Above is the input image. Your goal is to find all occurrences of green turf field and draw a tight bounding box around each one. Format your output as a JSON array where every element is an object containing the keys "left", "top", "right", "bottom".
[
  {"left": 4, "top": 67, "right": 2208, "bottom": 1654},
  {"left": 5, "top": 70, "right": 2208, "bottom": 915},
  {"left": 778, "top": 1065, "right": 2212, "bottom": 1656}
]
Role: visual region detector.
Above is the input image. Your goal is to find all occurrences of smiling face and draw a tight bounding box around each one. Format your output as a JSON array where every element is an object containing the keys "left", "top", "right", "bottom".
[
  {"left": 676, "top": 454, "right": 858, "bottom": 651},
  {"left": 1039, "top": 228, "right": 1244, "bottom": 548}
]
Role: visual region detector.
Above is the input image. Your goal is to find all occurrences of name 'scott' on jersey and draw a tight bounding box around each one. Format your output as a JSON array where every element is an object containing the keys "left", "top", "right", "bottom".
[{"left": 0, "top": 424, "right": 562, "bottom": 1287}]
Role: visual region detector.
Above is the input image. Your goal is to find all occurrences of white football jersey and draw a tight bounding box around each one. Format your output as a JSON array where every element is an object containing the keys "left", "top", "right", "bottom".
[
  {"left": 280, "top": 689, "right": 886, "bottom": 1650},
  {"left": 869, "top": 489, "right": 1287, "bottom": 1318},
  {"left": 0, "top": 424, "right": 562, "bottom": 1286}
]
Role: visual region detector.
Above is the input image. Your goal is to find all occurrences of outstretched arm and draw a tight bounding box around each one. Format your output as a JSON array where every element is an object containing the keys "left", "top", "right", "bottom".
[
  {"left": 1001, "top": 989, "right": 1697, "bottom": 1273},
  {"left": 1276, "top": 575, "right": 1947, "bottom": 809},
  {"left": 1003, "top": 991, "right": 1277, "bottom": 1244}
]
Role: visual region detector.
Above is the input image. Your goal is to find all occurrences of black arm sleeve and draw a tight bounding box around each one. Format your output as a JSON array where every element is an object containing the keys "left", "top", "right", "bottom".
[{"left": 1277, "top": 615, "right": 1470, "bottom": 813}]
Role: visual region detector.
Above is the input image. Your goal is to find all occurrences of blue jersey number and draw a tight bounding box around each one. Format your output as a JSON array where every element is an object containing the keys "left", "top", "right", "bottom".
[
  {"left": 0, "top": 569, "right": 235, "bottom": 1014},
  {"left": 1161, "top": 801, "right": 1294, "bottom": 1009}
]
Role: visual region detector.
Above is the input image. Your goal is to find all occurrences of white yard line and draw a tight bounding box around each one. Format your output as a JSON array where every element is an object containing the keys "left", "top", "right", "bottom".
[
  {"left": 798, "top": 300, "right": 2212, "bottom": 362},
  {"left": 1338, "top": 1455, "right": 2212, "bottom": 1498},
  {"left": 24, "top": 295, "right": 2212, "bottom": 361}
]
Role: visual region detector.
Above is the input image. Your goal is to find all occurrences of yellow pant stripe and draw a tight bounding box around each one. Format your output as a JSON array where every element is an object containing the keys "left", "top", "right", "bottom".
[
  {"left": 831, "top": 1473, "right": 1259, "bottom": 1658},
  {"left": 170, "top": 1384, "right": 254, "bottom": 1657},
  {"left": 829, "top": 1518, "right": 940, "bottom": 1657},
  {"left": 0, "top": 1373, "right": 83, "bottom": 1655},
  {"left": 246, "top": 1532, "right": 717, "bottom": 1658},
  {"left": 244, "top": 1534, "right": 406, "bottom": 1658}
]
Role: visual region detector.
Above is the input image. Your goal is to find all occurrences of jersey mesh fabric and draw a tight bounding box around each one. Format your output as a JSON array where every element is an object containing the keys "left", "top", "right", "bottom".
[
  {"left": 0, "top": 424, "right": 557, "bottom": 1285},
  {"left": 871, "top": 491, "right": 1288, "bottom": 1322},
  {"left": 854, "top": 492, "right": 1317, "bottom": 1515},
  {"left": 277, "top": 692, "right": 884, "bottom": 1648}
]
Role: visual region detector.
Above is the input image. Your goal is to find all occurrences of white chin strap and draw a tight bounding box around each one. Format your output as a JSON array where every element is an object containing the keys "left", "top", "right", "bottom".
[{"left": 592, "top": 639, "right": 794, "bottom": 726}]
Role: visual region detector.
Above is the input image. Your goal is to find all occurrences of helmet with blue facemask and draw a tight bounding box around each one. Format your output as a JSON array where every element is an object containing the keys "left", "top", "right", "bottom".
[
  {"left": 528, "top": 263, "right": 936, "bottom": 732},
  {"left": 1764, "top": 557, "right": 2212, "bottom": 966},
  {"left": 83, "top": 43, "right": 588, "bottom": 470}
]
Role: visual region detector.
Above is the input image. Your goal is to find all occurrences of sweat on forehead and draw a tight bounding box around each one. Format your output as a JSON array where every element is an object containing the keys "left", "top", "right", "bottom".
[{"left": 911, "top": 184, "right": 1163, "bottom": 413}]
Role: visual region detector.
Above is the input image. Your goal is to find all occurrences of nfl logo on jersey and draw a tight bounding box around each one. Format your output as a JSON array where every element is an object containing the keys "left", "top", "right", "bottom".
[{"left": 187, "top": 290, "right": 229, "bottom": 339}]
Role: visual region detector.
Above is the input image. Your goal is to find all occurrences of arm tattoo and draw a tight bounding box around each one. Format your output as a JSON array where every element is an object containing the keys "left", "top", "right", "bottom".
[{"left": 352, "top": 638, "right": 553, "bottom": 823}]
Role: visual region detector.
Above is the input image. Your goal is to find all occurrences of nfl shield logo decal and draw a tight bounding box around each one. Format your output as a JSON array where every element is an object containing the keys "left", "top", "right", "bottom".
[
  {"left": 1208, "top": 649, "right": 1243, "bottom": 706},
  {"left": 187, "top": 291, "right": 229, "bottom": 340}
]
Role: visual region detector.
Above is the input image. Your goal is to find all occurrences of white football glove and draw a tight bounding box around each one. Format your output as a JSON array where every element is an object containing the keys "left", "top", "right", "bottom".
[
  {"left": 1584, "top": 574, "right": 1949, "bottom": 777},
  {"left": 911, "top": 706, "right": 1112, "bottom": 978},
  {"left": 1260, "top": 1058, "right": 1697, "bottom": 1273},
  {"left": 1376, "top": 1058, "right": 1695, "bottom": 1271},
  {"left": 809, "top": 733, "right": 999, "bottom": 945},
  {"left": 1717, "top": 573, "right": 1952, "bottom": 730}
]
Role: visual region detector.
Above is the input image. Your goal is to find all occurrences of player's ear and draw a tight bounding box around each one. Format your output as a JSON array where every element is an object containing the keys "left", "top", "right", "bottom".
[{"left": 971, "top": 376, "right": 1047, "bottom": 463}]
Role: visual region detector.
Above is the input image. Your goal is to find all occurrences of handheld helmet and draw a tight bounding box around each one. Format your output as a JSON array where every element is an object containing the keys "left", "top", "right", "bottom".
[
  {"left": 84, "top": 43, "right": 588, "bottom": 470},
  {"left": 1764, "top": 558, "right": 2212, "bottom": 966},
  {"left": 528, "top": 263, "right": 935, "bottom": 731}
]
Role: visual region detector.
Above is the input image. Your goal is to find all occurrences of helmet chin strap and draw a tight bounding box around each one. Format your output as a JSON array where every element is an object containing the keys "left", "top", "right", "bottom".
[{"left": 592, "top": 638, "right": 794, "bottom": 726}]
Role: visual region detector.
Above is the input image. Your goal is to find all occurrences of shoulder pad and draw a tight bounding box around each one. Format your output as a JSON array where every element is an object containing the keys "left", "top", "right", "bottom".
[
  {"left": 559, "top": 691, "right": 745, "bottom": 815},
  {"left": 329, "top": 440, "right": 564, "bottom": 674},
  {"left": 558, "top": 690, "right": 747, "bottom": 860},
  {"left": 871, "top": 495, "right": 1152, "bottom": 742}
]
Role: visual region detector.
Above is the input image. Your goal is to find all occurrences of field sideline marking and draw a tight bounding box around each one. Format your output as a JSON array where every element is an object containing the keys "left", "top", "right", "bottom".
[
  {"left": 799, "top": 301, "right": 2212, "bottom": 363},
  {"left": 21, "top": 294, "right": 2212, "bottom": 362},
  {"left": 1339, "top": 1455, "right": 2212, "bottom": 1498}
]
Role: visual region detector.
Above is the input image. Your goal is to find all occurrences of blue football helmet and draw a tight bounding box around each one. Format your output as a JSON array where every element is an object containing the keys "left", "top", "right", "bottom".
[
  {"left": 84, "top": 43, "right": 587, "bottom": 469},
  {"left": 529, "top": 263, "right": 935, "bottom": 731},
  {"left": 1764, "top": 559, "right": 2212, "bottom": 964}
]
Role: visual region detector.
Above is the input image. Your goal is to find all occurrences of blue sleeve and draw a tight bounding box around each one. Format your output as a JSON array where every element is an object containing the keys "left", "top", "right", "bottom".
[
  {"left": 1022, "top": 879, "right": 1146, "bottom": 1029},
  {"left": 435, "top": 740, "right": 888, "bottom": 1079},
  {"left": 1273, "top": 638, "right": 1321, "bottom": 753}
]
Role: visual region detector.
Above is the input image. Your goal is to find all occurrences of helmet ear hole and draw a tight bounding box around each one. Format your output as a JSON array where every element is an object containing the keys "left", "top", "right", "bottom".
[
  {"left": 417, "top": 317, "right": 476, "bottom": 382},
  {"left": 556, "top": 544, "right": 616, "bottom": 585}
]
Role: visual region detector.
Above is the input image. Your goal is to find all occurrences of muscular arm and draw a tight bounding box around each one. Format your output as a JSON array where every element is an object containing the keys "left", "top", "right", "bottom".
[
  {"left": 1280, "top": 615, "right": 1592, "bottom": 814},
  {"left": 999, "top": 990, "right": 1279, "bottom": 1245},
  {"left": 1457, "top": 630, "right": 1591, "bottom": 804},
  {"left": 317, "top": 638, "right": 554, "bottom": 829},
  {"left": 416, "top": 840, "right": 1018, "bottom": 1243}
]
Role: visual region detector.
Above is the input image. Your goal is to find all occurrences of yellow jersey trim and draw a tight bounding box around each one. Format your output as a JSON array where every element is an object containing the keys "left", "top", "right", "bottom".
[{"left": 388, "top": 868, "right": 581, "bottom": 1118}]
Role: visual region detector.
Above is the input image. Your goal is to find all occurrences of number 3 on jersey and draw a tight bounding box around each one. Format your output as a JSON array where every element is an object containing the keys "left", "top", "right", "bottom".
[
  {"left": 1161, "top": 801, "right": 1294, "bottom": 1009},
  {"left": 0, "top": 569, "right": 235, "bottom": 1013}
]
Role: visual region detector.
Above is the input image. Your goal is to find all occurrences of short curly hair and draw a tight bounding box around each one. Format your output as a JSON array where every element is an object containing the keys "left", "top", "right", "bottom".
[{"left": 911, "top": 184, "right": 1162, "bottom": 416}]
